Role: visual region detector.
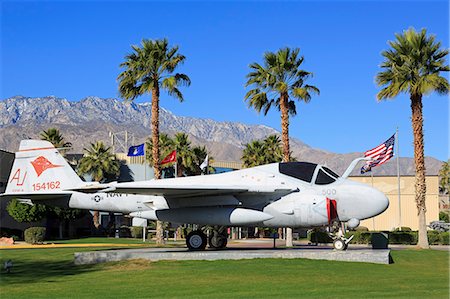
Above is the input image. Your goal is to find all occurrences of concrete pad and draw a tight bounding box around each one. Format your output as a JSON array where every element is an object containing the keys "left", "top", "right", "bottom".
[{"left": 74, "top": 247, "right": 392, "bottom": 265}]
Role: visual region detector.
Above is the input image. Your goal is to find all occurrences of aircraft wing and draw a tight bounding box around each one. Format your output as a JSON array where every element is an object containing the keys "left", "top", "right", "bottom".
[
  {"left": 111, "top": 181, "right": 294, "bottom": 199},
  {"left": 113, "top": 184, "right": 248, "bottom": 198}
]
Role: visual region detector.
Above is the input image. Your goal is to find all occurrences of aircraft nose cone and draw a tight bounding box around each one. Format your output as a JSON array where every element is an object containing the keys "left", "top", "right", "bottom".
[{"left": 370, "top": 187, "right": 389, "bottom": 216}]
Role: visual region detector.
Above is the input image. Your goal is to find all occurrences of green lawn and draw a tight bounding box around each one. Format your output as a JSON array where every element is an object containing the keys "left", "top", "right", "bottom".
[{"left": 0, "top": 248, "right": 448, "bottom": 298}]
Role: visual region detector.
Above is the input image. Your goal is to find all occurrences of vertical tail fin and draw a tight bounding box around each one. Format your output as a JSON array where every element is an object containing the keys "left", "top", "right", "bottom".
[{"left": 5, "top": 140, "right": 84, "bottom": 195}]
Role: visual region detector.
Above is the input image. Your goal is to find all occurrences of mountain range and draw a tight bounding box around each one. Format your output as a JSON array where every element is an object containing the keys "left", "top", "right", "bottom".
[{"left": 0, "top": 96, "right": 444, "bottom": 176}]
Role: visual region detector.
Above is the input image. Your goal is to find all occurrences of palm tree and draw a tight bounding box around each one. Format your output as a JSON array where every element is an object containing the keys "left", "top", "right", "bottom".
[
  {"left": 245, "top": 47, "right": 319, "bottom": 163},
  {"left": 245, "top": 48, "right": 319, "bottom": 247},
  {"left": 263, "top": 135, "right": 283, "bottom": 163},
  {"left": 173, "top": 133, "right": 194, "bottom": 177},
  {"left": 439, "top": 160, "right": 450, "bottom": 195},
  {"left": 118, "top": 38, "right": 190, "bottom": 244},
  {"left": 190, "top": 145, "right": 214, "bottom": 175},
  {"left": 40, "top": 128, "right": 72, "bottom": 155},
  {"left": 241, "top": 140, "right": 267, "bottom": 168},
  {"left": 376, "top": 28, "right": 449, "bottom": 248},
  {"left": 118, "top": 38, "right": 190, "bottom": 179},
  {"left": 77, "top": 141, "right": 120, "bottom": 228}
]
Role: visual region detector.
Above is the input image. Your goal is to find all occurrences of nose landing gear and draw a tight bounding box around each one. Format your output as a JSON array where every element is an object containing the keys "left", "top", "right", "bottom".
[{"left": 328, "top": 221, "right": 354, "bottom": 251}]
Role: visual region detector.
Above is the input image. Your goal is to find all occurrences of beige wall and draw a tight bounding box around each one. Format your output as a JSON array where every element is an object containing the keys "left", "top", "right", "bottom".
[{"left": 350, "top": 176, "right": 440, "bottom": 231}]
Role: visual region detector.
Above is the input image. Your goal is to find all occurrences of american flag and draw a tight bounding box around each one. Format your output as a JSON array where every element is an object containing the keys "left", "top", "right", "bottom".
[{"left": 361, "top": 134, "right": 395, "bottom": 174}]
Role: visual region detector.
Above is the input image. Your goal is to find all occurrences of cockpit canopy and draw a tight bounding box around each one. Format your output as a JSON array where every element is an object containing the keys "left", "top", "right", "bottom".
[{"left": 278, "top": 162, "right": 340, "bottom": 185}]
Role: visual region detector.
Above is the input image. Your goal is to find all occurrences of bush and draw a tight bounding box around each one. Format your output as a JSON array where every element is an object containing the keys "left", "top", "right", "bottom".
[
  {"left": 427, "top": 230, "right": 441, "bottom": 245},
  {"left": 119, "top": 226, "right": 131, "bottom": 238},
  {"left": 439, "top": 211, "right": 449, "bottom": 223},
  {"left": 308, "top": 231, "right": 333, "bottom": 243},
  {"left": 389, "top": 232, "right": 417, "bottom": 244},
  {"left": 439, "top": 232, "right": 449, "bottom": 245},
  {"left": 354, "top": 226, "right": 369, "bottom": 232},
  {"left": 24, "top": 227, "right": 46, "bottom": 244},
  {"left": 130, "top": 226, "right": 143, "bottom": 238},
  {"left": 393, "top": 227, "right": 412, "bottom": 232}
]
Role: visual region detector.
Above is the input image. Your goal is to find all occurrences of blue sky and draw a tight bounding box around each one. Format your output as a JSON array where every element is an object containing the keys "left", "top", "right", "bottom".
[{"left": 1, "top": 1, "right": 449, "bottom": 161}]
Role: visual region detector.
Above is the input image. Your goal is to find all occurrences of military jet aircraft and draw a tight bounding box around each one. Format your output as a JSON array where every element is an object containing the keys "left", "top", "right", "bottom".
[{"left": 1, "top": 140, "right": 389, "bottom": 251}]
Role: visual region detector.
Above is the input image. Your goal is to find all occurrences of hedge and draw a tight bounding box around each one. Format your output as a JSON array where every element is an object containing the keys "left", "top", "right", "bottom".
[
  {"left": 24, "top": 227, "right": 46, "bottom": 244},
  {"left": 307, "top": 230, "right": 448, "bottom": 245}
]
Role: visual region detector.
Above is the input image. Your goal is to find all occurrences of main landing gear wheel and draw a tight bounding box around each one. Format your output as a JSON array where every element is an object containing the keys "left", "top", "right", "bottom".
[
  {"left": 333, "top": 238, "right": 347, "bottom": 251},
  {"left": 186, "top": 230, "right": 207, "bottom": 251},
  {"left": 209, "top": 233, "right": 228, "bottom": 249}
]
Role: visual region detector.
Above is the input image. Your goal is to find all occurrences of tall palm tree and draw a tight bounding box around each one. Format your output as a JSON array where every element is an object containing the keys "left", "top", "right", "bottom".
[
  {"left": 376, "top": 28, "right": 449, "bottom": 248},
  {"left": 40, "top": 128, "right": 72, "bottom": 156},
  {"left": 245, "top": 48, "right": 319, "bottom": 247},
  {"left": 77, "top": 141, "right": 120, "bottom": 228},
  {"left": 118, "top": 38, "right": 190, "bottom": 244},
  {"left": 439, "top": 160, "right": 450, "bottom": 195},
  {"left": 245, "top": 47, "right": 319, "bottom": 163},
  {"left": 173, "top": 133, "right": 194, "bottom": 177}
]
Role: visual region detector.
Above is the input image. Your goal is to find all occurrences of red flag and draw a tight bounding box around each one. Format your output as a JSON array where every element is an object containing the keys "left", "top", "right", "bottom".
[{"left": 161, "top": 150, "right": 176, "bottom": 165}]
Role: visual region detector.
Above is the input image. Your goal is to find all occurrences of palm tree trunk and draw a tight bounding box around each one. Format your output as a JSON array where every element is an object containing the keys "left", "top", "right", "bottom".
[
  {"left": 411, "top": 94, "right": 429, "bottom": 249},
  {"left": 93, "top": 210, "right": 100, "bottom": 229},
  {"left": 280, "top": 92, "right": 293, "bottom": 247},
  {"left": 151, "top": 86, "right": 164, "bottom": 245},
  {"left": 280, "top": 92, "right": 290, "bottom": 163},
  {"left": 151, "top": 86, "right": 161, "bottom": 180}
]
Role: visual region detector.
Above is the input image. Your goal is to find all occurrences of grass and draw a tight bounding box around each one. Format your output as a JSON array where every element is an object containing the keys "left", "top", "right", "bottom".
[{"left": 0, "top": 247, "right": 448, "bottom": 298}]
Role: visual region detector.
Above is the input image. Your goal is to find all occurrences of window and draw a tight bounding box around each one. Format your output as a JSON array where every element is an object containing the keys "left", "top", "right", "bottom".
[
  {"left": 315, "top": 169, "right": 336, "bottom": 185},
  {"left": 322, "top": 167, "right": 339, "bottom": 179},
  {"left": 279, "top": 162, "right": 317, "bottom": 183}
]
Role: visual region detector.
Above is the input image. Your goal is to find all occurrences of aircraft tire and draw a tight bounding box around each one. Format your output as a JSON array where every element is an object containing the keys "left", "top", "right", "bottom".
[
  {"left": 208, "top": 234, "right": 227, "bottom": 249},
  {"left": 333, "top": 239, "right": 346, "bottom": 251},
  {"left": 186, "top": 231, "right": 207, "bottom": 251}
]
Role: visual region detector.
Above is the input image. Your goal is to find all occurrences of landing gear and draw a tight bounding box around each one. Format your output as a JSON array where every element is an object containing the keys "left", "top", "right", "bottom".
[
  {"left": 186, "top": 226, "right": 229, "bottom": 251},
  {"left": 208, "top": 226, "right": 228, "bottom": 249},
  {"left": 333, "top": 238, "right": 347, "bottom": 251},
  {"left": 328, "top": 221, "right": 353, "bottom": 251},
  {"left": 186, "top": 230, "right": 207, "bottom": 251}
]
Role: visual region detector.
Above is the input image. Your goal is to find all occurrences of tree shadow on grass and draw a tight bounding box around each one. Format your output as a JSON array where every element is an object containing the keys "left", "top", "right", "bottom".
[{"left": 0, "top": 259, "right": 99, "bottom": 285}]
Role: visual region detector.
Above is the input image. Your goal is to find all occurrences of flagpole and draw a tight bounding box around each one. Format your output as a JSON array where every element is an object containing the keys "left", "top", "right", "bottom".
[
  {"left": 371, "top": 171, "right": 375, "bottom": 230},
  {"left": 144, "top": 143, "right": 147, "bottom": 180},
  {"left": 396, "top": 127, "right": 401, "bottom": 228}
]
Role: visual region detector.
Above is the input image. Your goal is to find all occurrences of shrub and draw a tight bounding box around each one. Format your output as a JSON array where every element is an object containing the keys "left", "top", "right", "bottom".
[
  {"left": 308, "top": 231, "right": 333, "bottom": 243},
  {"left": 130, "top": 226, "right": 143, "bottom": 238},
  {"left": 439, "top": 211, "right": 449, "bottom": 223},
  {"left": 24, "top": 227, "right": 46, "bottom": 244},
  {"left": 119, "top": 226, "right": 131, "bottom": 238},
  {"left": 354, "top": 226, "right": 369, "bottom": 232},
  {"left": 439, "top": 232, "right": 449, "bottom": 245},
  {"left": 427, "top": 230, "right": 441, "bottom": 245},
  {"left": 393, "top": 227, "right": 412, "bottom": 232},
  {"left": 389, "top": 232, "right": 416, "bottom": 244}
]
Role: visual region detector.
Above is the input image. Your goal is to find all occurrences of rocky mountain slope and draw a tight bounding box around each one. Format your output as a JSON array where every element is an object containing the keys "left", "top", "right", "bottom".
[{"left": 0, "top": 96, "right": 443, "bottom": 176}]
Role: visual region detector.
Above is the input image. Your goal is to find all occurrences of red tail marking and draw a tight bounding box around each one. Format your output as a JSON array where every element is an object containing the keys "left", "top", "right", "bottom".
[
  {"left": 9, "top": 169, "right": 27, "bottom": 186},
  {"left": 31, "top": 156, "right": 62, "bottom": 177}
]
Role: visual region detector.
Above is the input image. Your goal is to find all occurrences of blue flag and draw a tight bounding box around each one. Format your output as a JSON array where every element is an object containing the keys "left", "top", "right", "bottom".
[{"left": 127, "top": 144, "right": 145, "bottom": 157}]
